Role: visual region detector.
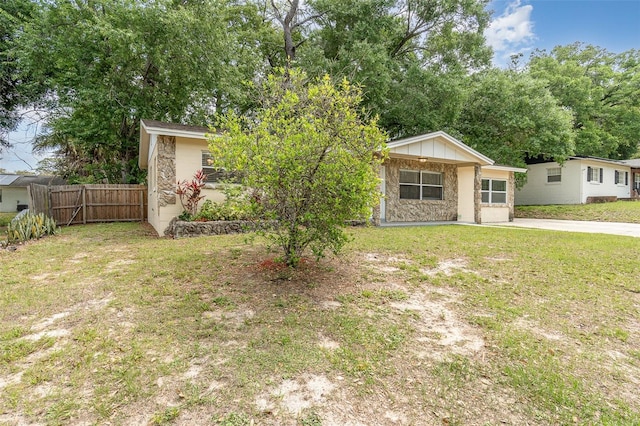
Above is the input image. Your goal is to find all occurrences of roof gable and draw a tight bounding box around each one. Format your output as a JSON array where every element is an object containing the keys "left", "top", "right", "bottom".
[
  {"left": 139, "top": 119, "right": 214, "bottom": 169},
  {"left": 386, "top": 131, "right": 494, "bottom": 166}
]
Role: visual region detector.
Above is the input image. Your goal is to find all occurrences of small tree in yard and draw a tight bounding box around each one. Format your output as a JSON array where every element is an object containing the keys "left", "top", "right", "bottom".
[{"left": 209, "top": 70, "right": 388, "bottom": 267}]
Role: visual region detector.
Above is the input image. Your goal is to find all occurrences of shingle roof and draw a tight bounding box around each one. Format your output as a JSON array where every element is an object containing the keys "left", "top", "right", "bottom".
[
  {"left": 0, "top": 174, "right": 67, "bottom": 187},
  {"left": 0, "top": 174, "right": 20, "bottom": 186},
  {"left": 621, "top": 158, "right": 640, "bottom": 168},
  {"left": 141, "top": 119, "right": 210, "bottom": 134}
]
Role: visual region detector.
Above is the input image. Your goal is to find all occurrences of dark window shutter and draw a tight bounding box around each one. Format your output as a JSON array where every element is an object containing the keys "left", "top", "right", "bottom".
[
  {"left": 626, "top": 172, "right": 629, "bottom": 185},
  {"left": 615, "top": 170, "right": 619, "bottom": 183},
  {"left": 600, "top": 168, "right": 603, "bottom": 183},
  {"left": 587, "top": 166, "right": 592, "bottom": 182}
]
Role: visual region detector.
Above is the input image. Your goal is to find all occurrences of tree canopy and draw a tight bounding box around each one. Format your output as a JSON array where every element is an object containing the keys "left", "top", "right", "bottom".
[
  {"left": 0, "top": 0, "right": 37, "bottom": 151},
  {"left": 456, "top": 68, "right": 575, "bottom": 168},
  {"left": 210, "top": 70, "right": 387, "bottom": 267},
  {"left": 13, "top": 0, "right": 269, "bottom": 182},
  {"left": 529, "top": 44, "right": 640, "bottom": 159},
  {"left": 2, "top": 0, "right": 639, "bottom": 180}
]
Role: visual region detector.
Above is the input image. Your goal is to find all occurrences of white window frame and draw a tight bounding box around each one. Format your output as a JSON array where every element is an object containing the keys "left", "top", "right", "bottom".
[
  {"left": 481, "top": 179, "right": 507, "bottom": 204},
  {"left": 547, "top": 167, "right": 562, "bottom": 183},
  {"left": 587, "top": 166, "right": 603, "bottom": 184},
  {"left": 614, "top": 170, "right": 628, "bottom": 186},
  {"left": 399, "top": 169, "right": 444, "bottom": 201}
]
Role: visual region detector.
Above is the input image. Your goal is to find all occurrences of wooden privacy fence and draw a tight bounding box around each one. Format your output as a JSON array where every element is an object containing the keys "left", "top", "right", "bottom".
[{"left": 30, "top": 184, "right": 147, "bottom": 226}]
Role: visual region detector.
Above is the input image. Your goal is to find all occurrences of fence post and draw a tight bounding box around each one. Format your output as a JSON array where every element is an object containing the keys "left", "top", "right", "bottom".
[
  {"left": 140, "top": 189, "right": 144, "bottom": 221},
  {"left": 48, "top": 187, "right": 53, "bottom": 217},
  {"left": 82, "top": 186, "right": 87, "bottom": 224}
]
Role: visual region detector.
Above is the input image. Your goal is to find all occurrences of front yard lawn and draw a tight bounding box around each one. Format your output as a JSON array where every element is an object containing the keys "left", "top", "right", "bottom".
[
  {"left": 1, "top": 223, "right": 639, "bottom": 425},
  {"left": 516, "top": 201, "right": 640, "bottom": 223}
]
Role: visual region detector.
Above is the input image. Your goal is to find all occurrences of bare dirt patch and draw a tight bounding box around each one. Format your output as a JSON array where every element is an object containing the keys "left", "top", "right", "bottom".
[
  {"left": 392, "top": 290, "right": 485, "bottom": 360},
  {"left": 422, "top": 258, "right": 476, "bottom": 276},
  {"left": 256, "top": 374, "right": 336, "bottom": 415}
]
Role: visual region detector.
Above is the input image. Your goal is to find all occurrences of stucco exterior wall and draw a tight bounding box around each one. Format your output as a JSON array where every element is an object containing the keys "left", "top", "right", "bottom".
[
  {"left": 457, "top": 166, "right": 475, "bottom": 222},
  {"left": 516, "top": 160, "right": 631, "bottom": 205},
  {"left": 149, "top": 135, "right": 226, "bottom": 236},
  {"left": 384, "top": 158, "right": 458, "bottom": 222},
  {"left": 480, "top": 168, "right": 513, "bottom": 223},
  {"left": 0, "top": 187, "right": 28, "bottom": 213}
]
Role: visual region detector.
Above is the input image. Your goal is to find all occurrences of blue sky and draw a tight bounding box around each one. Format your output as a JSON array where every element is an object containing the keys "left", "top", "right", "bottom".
[
  {"left": 486, "top": 0, "right": 640, "bottom": 66},
  {"left": 2, "top": 0, "right": 639, "bottom": 173}
]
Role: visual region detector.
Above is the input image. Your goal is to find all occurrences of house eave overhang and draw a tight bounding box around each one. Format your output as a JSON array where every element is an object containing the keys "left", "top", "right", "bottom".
[
  {"left": 386, "top": 131, "right": 494, "bottom": 166},
  {"left": 138, "top": 119, "right": 216, "bottom": 169},
  {"left": 483, "top": 165, "right": 528, "bottom": 173},
  {"left": 573, "top": 156, "right": 630, "bottom": 169}
]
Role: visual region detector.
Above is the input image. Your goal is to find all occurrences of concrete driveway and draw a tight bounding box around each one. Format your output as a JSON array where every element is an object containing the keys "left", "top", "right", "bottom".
[{"left": 494, "top": 218, "right": 640, "bottom": 238}]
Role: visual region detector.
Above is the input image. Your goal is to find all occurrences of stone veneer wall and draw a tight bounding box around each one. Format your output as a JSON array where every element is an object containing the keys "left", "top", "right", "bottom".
[
  {"left": 384, "top": 158, "right": 458, "bottom": 222},
  {"left": 167, "top": 219, "right": 366, "bottom": 238},
  {"left": 166, "top": 219, "right": 275, "bottom": 238},
  {"left": 157, "top": 135, "right": 176, "bottom": 209}
]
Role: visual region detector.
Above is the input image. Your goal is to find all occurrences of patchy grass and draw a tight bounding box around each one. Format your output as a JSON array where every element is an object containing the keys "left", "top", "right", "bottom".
[
  {"left": 0, "top": 222, "right": 639, "bottom": 425},
  {"left": 516, "top": 201, "right": 640, "bottom": 223}
]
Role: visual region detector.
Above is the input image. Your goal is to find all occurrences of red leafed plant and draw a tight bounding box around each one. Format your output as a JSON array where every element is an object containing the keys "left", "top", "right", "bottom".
[{"left": 176, "top": 169, "right": 206, "bottom": 218}]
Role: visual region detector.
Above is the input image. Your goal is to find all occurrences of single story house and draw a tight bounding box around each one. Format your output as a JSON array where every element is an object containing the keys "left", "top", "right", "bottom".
[
  {"left": 0, "top": 174, "right": 67, "bottom": 213},
  {"left": 515, "top": 156, "right": 632, "bottom": 205},
  {"left": 621, "top": 158, "right": 640, "bottom": 197},
  {"left": 139, "top": 120, "right": 526, "bottom": 236}
]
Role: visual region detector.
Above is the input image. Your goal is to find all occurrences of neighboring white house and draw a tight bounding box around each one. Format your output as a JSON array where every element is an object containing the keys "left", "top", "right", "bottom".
[
  {"left": 139, "top": 120, "right": 526, "bottom": 236},
  {"left": 0, "top": 174, "right": 66, "bottom": 213},
  {"left": 515, "top": 156, "right": 632, "bottom": 205}
]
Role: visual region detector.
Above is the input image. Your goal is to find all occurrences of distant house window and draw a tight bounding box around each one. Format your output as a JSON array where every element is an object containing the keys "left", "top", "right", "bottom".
[
  {"left": 399, "top": 170, "right": 443, "bottom": 200},
  {"left": 635, "top": 173, "right": 640, "bottom": 191},
  {"left": 614, "top": 170, "right": 628, "bottom": 185},
  {"left": 202, "top": 151, "right": 241, "bottom": 184},
  {"left": 547, "top": 167, "right": 562, "bottom": 183},
  {"left": 481, "top": 179, "right": 507, "bottom": 204},
  {"left": 587, "top": 166, "right": 603, "bottom": 183}
]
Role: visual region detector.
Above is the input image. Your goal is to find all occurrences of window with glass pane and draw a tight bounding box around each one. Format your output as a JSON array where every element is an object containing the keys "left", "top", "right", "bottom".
[
  {"left": 481, "top": 178, "right": 507, "bottom": 204},
  {"left": 547, "top": 167, "right": 561, "bottom": 183},
  {"left": 588, "top": 167, "right": 601, "bottom": 183},
  {"left": 202, "top": 151, "right": 241, "bottom": 183},
  {"left": 400, "top": 170, "right": 420, "bottom": 184},
  {"left": 399, "top": 169, "right": 443, "bottom": 200},
  {"left": 615, "top": 170, "right": 627, "bottom": 185},
  {"left": 399, "top": 185, "right": 421, "bottom": 199}
]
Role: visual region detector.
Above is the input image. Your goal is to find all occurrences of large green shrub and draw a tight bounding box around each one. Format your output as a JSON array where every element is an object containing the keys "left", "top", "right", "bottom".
[{"left": 6, "top": 212, "right": 58, "bottom": 243}]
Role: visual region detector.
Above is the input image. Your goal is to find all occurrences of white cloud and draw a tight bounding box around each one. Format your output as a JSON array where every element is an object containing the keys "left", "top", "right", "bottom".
[{"left": 485, "top": 1, "right": 535, "bottom": 52}]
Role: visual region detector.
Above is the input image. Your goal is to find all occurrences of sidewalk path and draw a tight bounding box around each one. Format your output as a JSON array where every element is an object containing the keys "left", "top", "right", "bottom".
[{"left": 493, "top": 218, "right": 640, "bottom": 238}]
